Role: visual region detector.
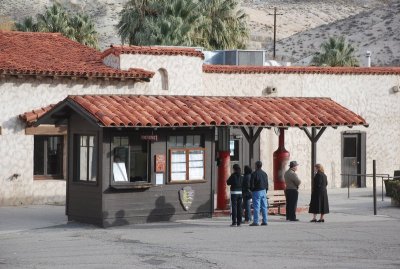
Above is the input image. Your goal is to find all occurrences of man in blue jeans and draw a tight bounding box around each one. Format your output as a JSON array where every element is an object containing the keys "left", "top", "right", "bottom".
[{"left": 250, "top": 161, "right": 268, "bottom": 226}]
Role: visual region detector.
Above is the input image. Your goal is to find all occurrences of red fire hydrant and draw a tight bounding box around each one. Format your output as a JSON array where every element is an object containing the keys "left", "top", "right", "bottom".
[
  {"left": 217, "top": 151, "right": 230, "bottom": 210},
  {"left": 273, "top": 129, "right": 290, "bottom": 190}
]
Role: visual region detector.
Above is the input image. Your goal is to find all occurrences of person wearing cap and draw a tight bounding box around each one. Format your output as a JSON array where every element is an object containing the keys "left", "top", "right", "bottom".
[
  {"left": 227, "top": 164, "right": 243, "bottom": 227},
  {"left": 284, "top": 161, "right": 301, "bottom": 221},
  {"left": 249, "top": 161, "right": 269, "bottom": 226}
]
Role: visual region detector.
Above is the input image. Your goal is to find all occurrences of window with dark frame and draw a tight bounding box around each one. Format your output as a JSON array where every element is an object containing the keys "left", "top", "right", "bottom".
[
  {"left": 111, "top": 135, "right": 149, "bottom": 183},
  {"left": 229, "top": 139, "right": 239, "bottom": 161},
  {"left": 169, "top": 135, "right": 205, "bottom": 182},
  {"left": 74, "top": 135, "right": 97, "bottom": 182},
  {"left": 34, "top": 135, "right": 63, "bottom": 179}
]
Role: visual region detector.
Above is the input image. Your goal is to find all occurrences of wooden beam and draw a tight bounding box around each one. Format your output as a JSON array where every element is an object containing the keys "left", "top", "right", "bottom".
[
  {"left": 314, "top": 127, "right": 327, "bottom": 142},
  {"left": 25, "top": 125, "right": 67, "bottom": 135},
  {"left": 302, "top": 128, "right": 312, "bottom": 141},
  {"left": 252, "top": 127, "right": 263, "bottom": 144},
  {"left": 241, "top": 127, "right": 263, "bottom": 167},
  {"left": 240, "top": 127, "right": 251, "bottom": 143}
]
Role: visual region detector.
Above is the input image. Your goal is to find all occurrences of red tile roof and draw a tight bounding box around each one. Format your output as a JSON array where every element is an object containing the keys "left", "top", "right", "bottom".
[
  {"left": 23, "top": 95, "right": 368, "bottom": 128},
  {"left": 0, "top": 31, "right": 154, "bottom": 80},
  {"left": 102, "top": 45, "right": 205, "bottom": 59},
  {"left": 203, "top": 64, "right": 400, "bottom": 75},
  {"left": 20, "top": 104, "right": 55, "bottom": 125}
]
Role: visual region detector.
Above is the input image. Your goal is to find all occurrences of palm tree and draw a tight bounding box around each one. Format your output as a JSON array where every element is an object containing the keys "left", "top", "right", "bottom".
[
  {"left": 150, "top": 0, "right": 200, "bottom": 46},
  {"left": 117, "top": 0, "right": 159, "bottom": 45},
  {"left": 14, "top": 4, "right": 99, "bottom": 49},
  {"left": 311, "top": 37, "right": 359, "bottom": 67},
  {"left": 117, "top": 0, "right": 249, "bottom": 49},
  {"left": 15, "top": 17, "right": 38, "bottom": 32},
  {"left": 36, "top": 3, "right": 70, "bottom": 35},
  {"left": 196, "top": 0, "right": 249, "bottom": 50},
  {"left": 68, "top": 14, "right": 99, "bottom": 49}
]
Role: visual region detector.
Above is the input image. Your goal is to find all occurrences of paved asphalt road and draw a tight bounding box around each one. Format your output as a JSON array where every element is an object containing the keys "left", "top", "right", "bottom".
[{"left": 0, "top": 188, "right": 399, "bottom": 269}]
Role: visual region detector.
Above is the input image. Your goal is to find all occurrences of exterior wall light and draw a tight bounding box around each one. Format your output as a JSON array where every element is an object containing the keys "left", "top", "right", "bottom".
[{"left": 263, "top": 86, "right": 277, "bottom": 95}]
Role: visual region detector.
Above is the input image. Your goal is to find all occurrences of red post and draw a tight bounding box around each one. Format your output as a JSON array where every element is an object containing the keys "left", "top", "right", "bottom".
[
  {"left": 273, "top": 129, "right": 290, "bottom": 190},
  {"left": 217, "top": 151, "right": 230, "bottom": 210}
]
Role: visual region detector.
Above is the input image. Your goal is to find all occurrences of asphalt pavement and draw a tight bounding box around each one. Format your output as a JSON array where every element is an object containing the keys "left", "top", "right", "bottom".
[{"left": 0, "top": 187, "right": 399, "bottom": 269}]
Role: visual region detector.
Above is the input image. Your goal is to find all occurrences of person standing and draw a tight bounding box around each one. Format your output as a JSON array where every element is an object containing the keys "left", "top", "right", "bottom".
[
  {"left": 227, "top": 164, "right": 243, "bottom": 227},
  {"left": 309, "top": 163, "right": 329, "bottom": 222},
  {"left": 284, "top": 161, "right": 301, "bottom": 221},
  {"left": 242, "top": 165, "right": 252, "bottom": 224},
  {"left": 250, "top": 161, "right": 268, "bottom": 226}
]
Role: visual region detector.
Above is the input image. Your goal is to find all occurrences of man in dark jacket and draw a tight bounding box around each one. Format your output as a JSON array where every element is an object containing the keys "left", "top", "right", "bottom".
[
  {"left": 227, "top": 164, "right": 243, "bottom": 226},
  {"left": 250, "top": 161, "right": 268, "bottom": 226}
]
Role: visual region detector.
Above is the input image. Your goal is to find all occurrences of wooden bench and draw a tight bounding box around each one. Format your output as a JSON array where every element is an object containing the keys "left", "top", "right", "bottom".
[{"left": 267, "top": 190, "right": 286, "bottom": 215}]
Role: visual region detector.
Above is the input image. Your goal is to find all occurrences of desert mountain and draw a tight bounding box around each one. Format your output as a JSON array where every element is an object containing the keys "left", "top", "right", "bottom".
[{"left": 0, "top": 0, "right": 398, "bottom": 66}]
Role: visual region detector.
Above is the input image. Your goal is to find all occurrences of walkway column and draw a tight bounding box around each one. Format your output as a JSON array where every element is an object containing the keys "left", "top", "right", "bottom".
[{"left": 216, "top": 127, "right": 230, "bottom": 210}]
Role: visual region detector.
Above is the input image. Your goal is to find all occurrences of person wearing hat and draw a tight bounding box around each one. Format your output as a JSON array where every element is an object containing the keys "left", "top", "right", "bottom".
[
  {"left": 284, "top": 161, "right": 301, "bottom": 221},
  {"left": 227, "top": 164, "right": 243, "bottom": 227}
]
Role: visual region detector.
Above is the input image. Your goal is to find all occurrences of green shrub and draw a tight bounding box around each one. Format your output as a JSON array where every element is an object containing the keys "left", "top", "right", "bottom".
[{"left": 387, "top": 180, "right": 400, "bottom": 203}]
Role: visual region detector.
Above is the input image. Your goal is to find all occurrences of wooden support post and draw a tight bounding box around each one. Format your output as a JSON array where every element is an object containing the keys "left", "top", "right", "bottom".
[
  {"left": 303, "top": 127, "right": 327, "bottom": 187},
  {"left": 241, "top": 127, "right": 263, "bottom": 168}
]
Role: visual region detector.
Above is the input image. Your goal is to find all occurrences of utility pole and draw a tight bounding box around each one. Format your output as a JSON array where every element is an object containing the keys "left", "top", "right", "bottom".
[{"left": 268, "top": 7, "right": 283, "bottom": 60}]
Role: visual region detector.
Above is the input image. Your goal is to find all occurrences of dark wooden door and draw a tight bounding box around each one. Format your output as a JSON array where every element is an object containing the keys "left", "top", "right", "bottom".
[{"left": 341, "top": 132, "right": 366, "bottom": 187}]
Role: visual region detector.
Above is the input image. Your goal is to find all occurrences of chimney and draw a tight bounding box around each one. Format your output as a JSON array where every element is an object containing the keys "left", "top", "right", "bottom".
[{"left": 365, "top": 51, "right": 371, "bottom": 67}]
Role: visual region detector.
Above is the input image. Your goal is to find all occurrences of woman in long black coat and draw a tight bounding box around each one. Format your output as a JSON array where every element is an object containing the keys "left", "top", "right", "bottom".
[{"left": 309, "top": 163, "right": 329, "bottom": 222}]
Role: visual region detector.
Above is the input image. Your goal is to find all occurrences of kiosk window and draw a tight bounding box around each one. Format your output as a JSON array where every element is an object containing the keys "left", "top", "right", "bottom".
[
  {"left": 112, "top": 136, "right": 149, "bottom": 183},
  {"left": 75, "top": 135, "right": 97, "bottom": 182},
  {"left": 170, "top": 148, "right": 205, "bottom": 181},
  {"left": 34, "top": 135, "right": 63, "bottom": 178},
  {"left": 169, "top": 135, "right": 202, "bottom": 148}
]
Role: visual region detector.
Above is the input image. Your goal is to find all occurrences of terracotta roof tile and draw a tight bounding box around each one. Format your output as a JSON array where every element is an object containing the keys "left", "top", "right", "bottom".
[
  {"left": 203, "top": 64, "right": 400, "bottom": 75},
  {"left": 0, "top": 31, "right": 154, "bottom": 80},
  {"left": 19, "top": 104, "right": 55, "bottom": 125},
  {"left": 102, "top": 45, "right": 204, "bottom": 59},
  {"left": 21, "top": 95, "right": 368, "bottom": 128}
]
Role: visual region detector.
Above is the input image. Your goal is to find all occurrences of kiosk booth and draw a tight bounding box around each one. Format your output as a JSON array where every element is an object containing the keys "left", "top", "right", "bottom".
[{"left": 29, "top": 94, "right": 367, "bottom": 227}]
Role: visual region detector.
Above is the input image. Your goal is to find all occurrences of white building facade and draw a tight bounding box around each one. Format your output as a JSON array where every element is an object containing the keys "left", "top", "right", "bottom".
[{"left": 0, "top": 32, "right": 399, "bottom": 205}]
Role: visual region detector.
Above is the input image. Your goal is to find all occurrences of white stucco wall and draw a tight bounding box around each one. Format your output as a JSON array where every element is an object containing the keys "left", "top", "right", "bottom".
[
  {"left": 203, "top": 72, "right": 400, "bottom": 189},
  {"left": 120, "top": 54, "right": 204, "bottom": 95},
  {"left": 102, "top": 54, "right": 120, "bottom": 69},
  {"left": 1, "top": 52, "right": 399, "bottom": 205},
  {"left": 0, "top": 77, "right": 152, "bottom": 205}
]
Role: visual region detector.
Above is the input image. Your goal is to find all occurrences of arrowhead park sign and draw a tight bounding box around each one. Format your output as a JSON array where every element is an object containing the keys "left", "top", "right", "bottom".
[{"left": 179, "top": 186, "right": 195, "bottom": 211}]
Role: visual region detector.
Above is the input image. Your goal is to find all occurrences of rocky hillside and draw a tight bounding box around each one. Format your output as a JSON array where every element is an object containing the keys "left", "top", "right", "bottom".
[
  {"left": 1, "top": 0, "right": 399, "bottom": 66},
  {"left": 243, "top": 0, "right": 400, "bottom": 66}
]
